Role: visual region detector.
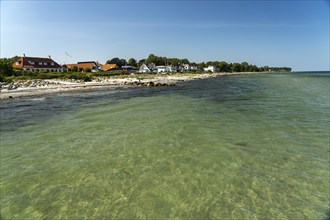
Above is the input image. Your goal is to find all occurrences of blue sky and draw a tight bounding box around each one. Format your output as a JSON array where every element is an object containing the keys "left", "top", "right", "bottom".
[{"left": 1, "top": 0, "right": 329, "bottom": 71}]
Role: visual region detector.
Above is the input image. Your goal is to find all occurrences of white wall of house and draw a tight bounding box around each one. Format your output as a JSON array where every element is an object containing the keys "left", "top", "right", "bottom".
[
  {"left": 183, "top": 64, "right": 191, "bottom": 71},
  {"left": 181, "top": 64, "right": 201, "bottom": 72},
  {"left": 191, "top": 66, "right": 201, "bottom": 71},
  {"left": 156, "top": 66, "right": 167, "bottom": 73},
  {"left": 167, "top": 65, "right": 177, "bottom": 72},
  {"left": 204, "top": 66, "right": 219, "bottom": 73},
  {"left": 156, "top": 65, "right": 177, "bottom": 73},
  {"left": 23, "top": 68, "right": 64, "bottom": 72},
  {"left": 139, "top": 64, "right": 151, "bottom": 73}
]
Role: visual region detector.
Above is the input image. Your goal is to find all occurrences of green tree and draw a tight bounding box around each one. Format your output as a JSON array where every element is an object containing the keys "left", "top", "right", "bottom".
[
  {"left": 218, "top": 61, "right": 230, "bottom": 72},
  {"left": 128, "top": 58, "right": 137, "bottom": 66},
  {"left": 145, "top": 54, "right": 167, "bottom": 66},
  {"left": 263, "top": 66, "right": 270, "bottom": 71},
  {"left": 0, "top": 58, "right": 14, "bottom": 80},
  {"left": 249, "top": 65, "right": 259, "bottom": 72},
  {"left": 198, "top": 62, "right": 207, "bottom": 68},
  {"left": 137, "top": 59, "right": 146, "bottom": 68},
  {"left": 180, "top": 58, "right": 190, "bottom": 64},
  {"left": 232, "top": 63, "right": 241, "bottom": 72},
  {"left": 168, "top": 58, "right": 180, "bottom": 66},
  {"left": 138, "top": 59, "right": 145, "bottom": 64},
  {"left": 146, "top": 54, "right": 157, "bottom": 64},
  {"left": 120, "top": 58, "right": 127, "bottom": 66},
  {"left": 241, "top": 62, "right": 249, "bottom": 72},
  {"left": 72, "top": 66, "right": 78, "bottom": 72},
  {"left": 106, "top": 57, "right": 126, "bottom": 67}
]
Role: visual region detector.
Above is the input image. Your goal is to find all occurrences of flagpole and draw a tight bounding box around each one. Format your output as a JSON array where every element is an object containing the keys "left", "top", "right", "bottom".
[{"left": 65, "top": 52, "right": 72, "bottom": 64}]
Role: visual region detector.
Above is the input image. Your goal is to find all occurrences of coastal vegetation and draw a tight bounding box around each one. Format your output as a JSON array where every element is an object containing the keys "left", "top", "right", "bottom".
[
  {"left": 0, "top": 70, "right": 130, "bottom": 83},
  {"left": 108, "top": 54, "right": 292, "bottom": 72},
  {"left": 0, "top": 54, "right": 292, "bottom": 82}
]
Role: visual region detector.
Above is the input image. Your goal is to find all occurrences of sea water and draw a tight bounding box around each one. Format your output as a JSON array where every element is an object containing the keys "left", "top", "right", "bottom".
[{"left": 0, "top": 72, "right": 329, "bottom": 219}]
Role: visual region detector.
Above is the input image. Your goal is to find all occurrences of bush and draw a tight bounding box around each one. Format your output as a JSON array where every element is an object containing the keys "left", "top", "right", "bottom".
[
  {"left": 92, "top": 70, "right": 128, "bottom": 77},
  {"left": 36, "top": 72, "right": 64, "bottom": 79},
  {"left": 71, "top": 66, "right": 78, "bottom": 72},
  {"left": 65, "top": 72, "right": 92, "bottom": 82},
  {"left": 84, "top": 67, "right": 91, "bottom": 72},
  {"left": 2, "top": 76, "right": 16, "bottom": 82}
]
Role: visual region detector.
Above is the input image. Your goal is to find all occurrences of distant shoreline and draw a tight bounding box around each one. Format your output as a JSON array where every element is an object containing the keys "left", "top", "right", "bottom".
[{"left": 0, "top": 72, "right": 260, "bottom": 100}]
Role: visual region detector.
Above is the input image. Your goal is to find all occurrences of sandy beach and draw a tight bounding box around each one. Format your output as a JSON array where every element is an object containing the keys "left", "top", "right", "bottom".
[{"left": 0, "top": 72, "right": 252, "bottom": 100}]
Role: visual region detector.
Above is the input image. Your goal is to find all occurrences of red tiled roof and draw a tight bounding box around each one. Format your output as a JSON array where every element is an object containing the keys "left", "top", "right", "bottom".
[
  {"left": 66, "top": 61, "right": 102, "bottom": 71},
  {"left": 66, "top": 63, "right": 96, "bottom": 70},
  {"left": 103, "top": 64, "right": 117, "bottom": 71}
]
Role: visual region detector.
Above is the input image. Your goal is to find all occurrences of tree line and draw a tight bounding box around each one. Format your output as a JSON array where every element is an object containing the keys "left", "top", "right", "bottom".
[{"left": 106, "top": 54, "right": 292, "bottom": 72}]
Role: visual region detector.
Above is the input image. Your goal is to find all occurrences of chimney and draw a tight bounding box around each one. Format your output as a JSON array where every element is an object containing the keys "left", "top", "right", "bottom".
[
  {"left": 48, "top": 55, "right": 51, "bottom": 59},
  {"left": 23, "top": 53, "right": 25, "bottom": 57}
]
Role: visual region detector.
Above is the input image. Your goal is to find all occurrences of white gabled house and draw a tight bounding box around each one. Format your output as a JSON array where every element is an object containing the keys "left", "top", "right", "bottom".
[
  {"left": 139, "top": 63, "right": 157, "bottom": 73},
  {"left": 139, "top": 63, "right": 151, "bottom": 73}
]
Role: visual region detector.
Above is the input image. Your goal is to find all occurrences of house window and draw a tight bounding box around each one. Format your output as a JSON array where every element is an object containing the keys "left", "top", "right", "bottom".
[
  {"left": 51, "top": 62, "right": 54, "bottom": 66},
  {"left": 44, "top": 62, "right": 47, "bottom": 65},
  {"left": 39, "top": 62, "right": 43, "bottom": 65}
]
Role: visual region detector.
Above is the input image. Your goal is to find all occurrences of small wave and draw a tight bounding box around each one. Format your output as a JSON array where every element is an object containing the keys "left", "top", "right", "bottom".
[{"left": 29, "top": 97, "right": 46, "bottom": 102}]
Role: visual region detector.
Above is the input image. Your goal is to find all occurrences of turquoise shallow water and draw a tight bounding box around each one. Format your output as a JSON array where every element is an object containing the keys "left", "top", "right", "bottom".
[{"left": 0, "top": 72, "right": 329, "bottom": 219}]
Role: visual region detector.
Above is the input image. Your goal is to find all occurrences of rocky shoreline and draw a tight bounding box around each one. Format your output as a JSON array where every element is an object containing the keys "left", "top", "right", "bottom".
[
  {"left": 0, "top": 78, "right": 174, "bottom": 91},
  {"left": 0, "top": 72, "right": 252, "bottom": 100}
]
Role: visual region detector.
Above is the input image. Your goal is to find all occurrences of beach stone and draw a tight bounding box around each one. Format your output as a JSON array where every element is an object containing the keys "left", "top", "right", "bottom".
[{"left": 7, "top": 85, "right": 13, "bottom": 90}]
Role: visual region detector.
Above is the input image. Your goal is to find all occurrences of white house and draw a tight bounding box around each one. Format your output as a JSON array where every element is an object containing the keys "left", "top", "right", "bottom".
[
  {"left": 191, "top": 66, "right": 202, "bottom": 71},
  {"left": 156, "top": 66, "right": 167, "bottom": 73},
  {"left": 183, "top": 64, "right": 191, "bottom": 72},
  {"left": 182, "top": 64, "right": 201, "bottom": 72},
  {"left": 156, "top": 65, "right": 177, "bottom": 73},
  {"left": 167, "top": 65, "right": 177, "bottom": 73},
  {"left": 139, "top": 63, "right": 151, "bottom": 73},
  {"left": 204, "top": 66, "right": 219, "bottom": 73},
  {"left": 139, "top": 63, "right": 158, "bottom": 73}
]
